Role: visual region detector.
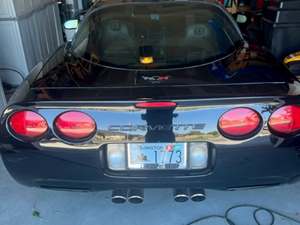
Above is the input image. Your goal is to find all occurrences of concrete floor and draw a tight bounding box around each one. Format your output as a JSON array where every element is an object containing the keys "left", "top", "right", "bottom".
[{"left": 1, "top": 159, "right": 300, "bottom": 225}]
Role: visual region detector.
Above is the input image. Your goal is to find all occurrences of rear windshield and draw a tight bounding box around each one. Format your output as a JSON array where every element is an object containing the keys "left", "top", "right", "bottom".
[{"left": 71, "top": 2, "right": 242, "bottom": 69}]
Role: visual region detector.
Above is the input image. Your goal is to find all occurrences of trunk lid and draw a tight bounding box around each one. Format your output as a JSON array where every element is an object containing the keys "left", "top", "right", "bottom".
[{"left": 27, "top": 45, "right": 293, "bottom": 102}]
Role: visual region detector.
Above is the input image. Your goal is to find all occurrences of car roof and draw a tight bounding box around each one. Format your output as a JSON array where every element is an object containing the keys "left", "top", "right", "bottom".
[{"left": 83, "top": 0, "right": 243, "bottom": 43}]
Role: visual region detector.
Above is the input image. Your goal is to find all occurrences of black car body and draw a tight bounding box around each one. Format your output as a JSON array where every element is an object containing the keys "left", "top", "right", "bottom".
[{"left": 1, "top": 0, "right": 300, "bottom": 198}]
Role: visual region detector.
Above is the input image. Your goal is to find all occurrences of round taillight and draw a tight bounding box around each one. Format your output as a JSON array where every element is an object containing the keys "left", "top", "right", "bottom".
[
  {"left": 218, "top": 107, "right": 262, "bottom": 140},
  {"left": 54, "top": 111, "right": 96, "bottom": 141},
  {"left": 8, "top": 110, "right": 48, "bottom": 139},
  {"left": 268, "top": 105, "right": 300, "bottom": 136}
]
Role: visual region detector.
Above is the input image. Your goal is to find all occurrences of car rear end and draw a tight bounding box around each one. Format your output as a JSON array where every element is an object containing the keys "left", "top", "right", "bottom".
[{"left": 2, "top": 82, "right": 300, "bottom": 202}]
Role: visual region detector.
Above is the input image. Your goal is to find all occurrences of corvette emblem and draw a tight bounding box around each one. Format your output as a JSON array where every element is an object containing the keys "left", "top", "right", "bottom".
[{"left": 141, "top": 75, "right": 170, "bottom": 81}]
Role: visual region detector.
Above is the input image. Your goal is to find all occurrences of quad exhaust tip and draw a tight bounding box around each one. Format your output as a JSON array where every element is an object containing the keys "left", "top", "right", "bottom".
[
  {"left": 112, "top": 189, "right": 144, "bottom": 204},
  {"left": 128, "top": 189, "right": 144, "bottom": 204},
  {"left": 112, "top": 188, "right": 206, "bottom": 203},
  {"left": 174, "top": 188, "right": 206, "bottom": 202},
  {"left": 190, "top": 188, "right": 206, "bottom": 202},
  {"left": 174, "top": 188, "right": 189, "bottom": 202},
  {"left": 112, "top": 189, "right": 127, "bottom": 204}
]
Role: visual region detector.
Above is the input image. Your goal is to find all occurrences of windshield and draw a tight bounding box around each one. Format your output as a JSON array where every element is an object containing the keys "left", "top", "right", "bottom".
[{"left": 71, "top": 2, "right": 242, "bottom": 69}]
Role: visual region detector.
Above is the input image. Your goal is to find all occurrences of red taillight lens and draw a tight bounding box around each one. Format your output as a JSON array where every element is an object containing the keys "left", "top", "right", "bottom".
[
  {"left": 54, "top": 111, "right": 96, "bottom": 140},
  {"left": 135, "top": 101, "right": 177, "bottom": 109},
  {"left": 8, "top": 111, "right": 48, "bottom": 139},
  {"left": 268, "top": 105, "right": 300, "bottom": 135},
  {"left": 218, "top": 108, "right": 261, "bottom": 139}
]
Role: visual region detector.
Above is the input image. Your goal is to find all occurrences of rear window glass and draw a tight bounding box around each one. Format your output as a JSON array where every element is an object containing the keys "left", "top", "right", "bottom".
[{"left": 72, "top": 2, "right": 242, "bottom": 69}]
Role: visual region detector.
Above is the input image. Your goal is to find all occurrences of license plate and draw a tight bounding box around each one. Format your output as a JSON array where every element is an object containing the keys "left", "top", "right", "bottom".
[{"left": 128, "top": 143, "right": 187, "bottom": 170}]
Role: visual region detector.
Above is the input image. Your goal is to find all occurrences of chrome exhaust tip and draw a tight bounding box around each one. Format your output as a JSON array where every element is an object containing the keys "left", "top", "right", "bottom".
[
  {"left": 190, "top": 188, "right": 206, "bottom": 202},
  {"left": 174, "top": 188, "right": 189, "bottom": 202},
  {"left": 112, "top": 189, "right": 127, "bottom": 204},
  {"left": 128, "top": 189, "right": 144, "bottom": 204}
]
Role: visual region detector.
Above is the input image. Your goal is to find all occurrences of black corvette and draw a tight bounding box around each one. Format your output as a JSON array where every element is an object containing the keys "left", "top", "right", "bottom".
[{"left": 1, "top": 0, "right": 300, "bottom": 203}]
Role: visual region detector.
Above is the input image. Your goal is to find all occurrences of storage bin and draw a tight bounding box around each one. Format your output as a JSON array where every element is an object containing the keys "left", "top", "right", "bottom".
[
  {"left": 262, "top": 1, "right": 300, "bottom": 59},
  {"left": 263, "top": 1, "right": 300, "bottom": 23},
  {"left": 262, "top": 18, "right": 300, "bottom": 59},
  {"left": 276, "top": 10, "right": 300, "bottom": 23},
  {"left": 280, "top": 0, "right": 300, "bottom": 10}
]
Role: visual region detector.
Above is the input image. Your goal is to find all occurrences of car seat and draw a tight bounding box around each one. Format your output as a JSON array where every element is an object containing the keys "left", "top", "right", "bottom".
[
  {"left": 183, "top": 24, "right": 218, "bottom": 61},
  {"left": 99, "top": 20, "right": 137, "bottom": 65}
]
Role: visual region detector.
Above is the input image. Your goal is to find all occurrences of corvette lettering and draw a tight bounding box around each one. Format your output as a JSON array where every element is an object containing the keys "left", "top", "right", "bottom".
[{"left": 108, "top": 124, "right": 205, "bottom": 132}]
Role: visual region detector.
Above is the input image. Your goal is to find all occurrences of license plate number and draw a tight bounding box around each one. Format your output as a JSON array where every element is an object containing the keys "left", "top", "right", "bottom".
[{"left": 128, "top": 143, "right": 187, "bottom": 170}]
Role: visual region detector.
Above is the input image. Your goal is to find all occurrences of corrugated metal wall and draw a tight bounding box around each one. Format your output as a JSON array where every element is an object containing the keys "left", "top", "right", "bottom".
[{"left": 0, "top": 0, "right": 64, "bottom": 86}]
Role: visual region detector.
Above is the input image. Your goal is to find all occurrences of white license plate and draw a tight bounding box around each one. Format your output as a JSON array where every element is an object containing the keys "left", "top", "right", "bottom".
[{"left": 128, "top": 143, "right": 187, "bottom": 170}]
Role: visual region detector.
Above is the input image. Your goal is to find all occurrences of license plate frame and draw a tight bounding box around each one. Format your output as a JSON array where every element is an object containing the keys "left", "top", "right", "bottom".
[{"left": 127, "top": 143, "right": 188, "bottom": 170}]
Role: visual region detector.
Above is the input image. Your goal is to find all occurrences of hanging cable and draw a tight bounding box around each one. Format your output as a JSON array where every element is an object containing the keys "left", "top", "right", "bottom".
[
  {"left": 0, "top": 67, "right": 25, "bottom": 83},
  {"left": 186, "top": 204, "right": 300, "bottom": 225}
]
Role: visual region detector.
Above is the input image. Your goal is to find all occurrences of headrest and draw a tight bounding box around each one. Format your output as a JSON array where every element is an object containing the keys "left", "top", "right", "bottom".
[{"left": 186, "top": 24, "right": 209, "bottom": 39}]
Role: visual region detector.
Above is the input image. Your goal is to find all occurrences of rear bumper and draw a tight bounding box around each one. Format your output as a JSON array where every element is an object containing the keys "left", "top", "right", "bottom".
[{"left": 2, "top": 144, "right": 300, "bottom": 191}]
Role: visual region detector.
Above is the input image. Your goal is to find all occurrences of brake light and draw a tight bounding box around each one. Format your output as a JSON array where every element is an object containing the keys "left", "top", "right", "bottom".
[
  {"left": 54, "top": 111, "right": 96, "bottom": 140},
  {"left": 8, "top": 111, "right": 48, "bottom": 139},
  {"left": 218, "top": 108, "right": 262, "bottom": 139},
  {"left": 135, "top": 102, "right": 177, "bottom": 109},
  {"left": 268, "top": 105, "right": 300, "bottom": 135}
]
